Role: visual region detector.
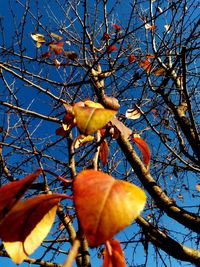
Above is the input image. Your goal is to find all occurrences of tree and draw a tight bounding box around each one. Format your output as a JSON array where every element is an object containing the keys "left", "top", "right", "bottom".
[{"left": 0, "top": 0, "right": 199, "bottom": 266}]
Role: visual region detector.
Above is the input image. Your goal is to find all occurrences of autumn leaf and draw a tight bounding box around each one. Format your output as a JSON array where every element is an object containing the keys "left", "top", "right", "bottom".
[
  {"left": 132, "top": 135, "right": 151, "bottom": 166},
  {"left": 49, "top": 43, "right": 64, "bottom": 55},
  {"left": 196, "top": 184, "right": 200, "bottom": 191},
  {"left": 107, "top": 45, "right": 118, "bottom": 53},
  {"left": 31, "top": 33, "right": 46, "bottom": 48},
  {"left": 102, "top": 32, "right": 110, "bottom": 41},
  {"left": 113, "top": 24, "right": 121, "bottom": 31},
  {"left": 128, "top": 55, "right": 136, "bottom": 63},
  {"left": 0, "top": 169, "right": 42, "bottom": 223},
  {"left": 145, "top": 24, "right": 157, "bottom": 31},
  {"left": 41, "top": 51, "right": 52, "bottom": 58},
  {"left": 50, "top": 32, "right": 62, "bottom": 41},
  {"left": 153, "top": 67, "right": 165, "bottom": 76},
  {"left": 102, "top": 95, "right": 120, "bottom": 111},
  {"left": 64, "top": 51, "right": 78, "bottom": 60},
  {"left": 73, "top": 135, "right": 94, "bottom": 149},
  {"left": 102, "top": 240, "right": 126, "bottom": 267},
  {"left": 100, "top": 140, "right": 109, "bottom": 166},
  {"left": 83, "top": 100, "right": 104, "bottom": 109},
  {"left": 0, "top": 194, "right": 67, "bottom": 264},
  {"left": 73, "top": 106, "right": 116, "bottom": 135},
  {"left": 125, "top": 108, "right": 141, "bottom": 120},
  {"left": 140, "top": 59, "right": 152, "bottom": 73},
  {"left": 73, "top": 170, "right": 146, "bottom": 247},
  {"left": 54, "top": 58, "right": 61, "bottom": 69}
]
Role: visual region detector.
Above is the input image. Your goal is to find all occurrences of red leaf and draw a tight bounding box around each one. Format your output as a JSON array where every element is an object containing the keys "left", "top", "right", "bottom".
[
  {"left": 132, "top": 136, "right": 151, "bottom": 166},
  {"left": 100, "top": 140, "right": 109, "bottom": 166},
  {"left": 56, "top": 126, "right": 67, "bottom": 136},
  {"left": 49, "top": 43, "right": 64, "bottom": 55},
  {"left": 102, "top": 32, "right": 110, "bottom": 41},
  {"left": 113, "top": 24, "right": 121, "bottom": 31},
  {"left": 102, "top": 240, "right": 126, "bottom": 267},
  {"left": 107, "top": 45, "right": 118, "bottom": 53},
  {"left": 128, "top": 55, "right": 136, "bottom": 63},
  {"left": 0, "top": 170, "right": 42, "bottom": 222},
  {"left": 140, "top": 59, "right": 152, "bottom": 73}
]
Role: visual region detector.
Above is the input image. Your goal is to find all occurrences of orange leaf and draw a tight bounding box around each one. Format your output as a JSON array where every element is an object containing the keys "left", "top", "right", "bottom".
[
  {"left": 0, "top": 169, "right": 42, "bottom": 222},
  {"left": 140, "top": 59, "right": 152, "bottom": 73},
  {"left": 50, "top": 32, "right": 62, "bottom": 41},
  {"left": 73, "top": 106, "right": 116, "bottom": 135},
  {"left": 100, "top": 140, "right": 109, "bottom": 166},
  {"left": 132, "top": 135, "right": 151, "bottom": 166},
  {"left": 113, "top": 24, "right": 121, "bottom": 31},
  {"left": 41, "top": 51, "right": 52, "bottom": 58},
  {"left": 128, "top": 55, "right": 136, "bottom": 63},
  {"left": 49, "top": 43, "right": 64, "bottom": 55},
  {"left": 0, "top": 193, "right": 66, "bottom": 264},
  {"left": 153, "top": 67, "right": 165, "bottom": 76},
  {"left": 196, "top": 184, "right": 200, "bottom": 192},
  {"left": 102, "top": 240, "right": 126, "bottom": 267},
  {"left": 73, "top": 170, "right": 146, "bottom": 247}
]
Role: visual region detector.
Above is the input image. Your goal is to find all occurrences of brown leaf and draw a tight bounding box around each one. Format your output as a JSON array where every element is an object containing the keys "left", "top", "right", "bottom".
[{"left": 100, "top": 140, "right": 109, "bottom": 166}]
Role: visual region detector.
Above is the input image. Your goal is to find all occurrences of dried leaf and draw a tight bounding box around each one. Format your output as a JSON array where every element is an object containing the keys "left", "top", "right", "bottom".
[
  {"left": 41, "top": 51, "right": 52, "bottom": 58},
  {"left": 153, "top": 67, "right": 165, "bottom": 76},
  {"left": 74, "top": 135, "right": 94, "bottom": 149},
  {"left": 102, "top": 95, "right": 120, "bottom": 111},
  {"left": 73, "top": 106, "right": 116, "bottom": 135},
  {"left": 31, "top": 33, "right": 46, "bottom": 48},
  {"left": 102, "top": 240, "right": 126, "bottom": 267},
  {"left": 145, "top": 24, "right": 157, "bottom": 31},
  {"left": 73, "top": 170, "right": 146, "bottom": 247},
  {"left": 140, "top": 59, "right": 152, "bottom": 73},
  {"left": 107, "top": 45, "right": 118, "bottom": 53},
  {"left": 125, "top": 108, "right": 141, "bottom": 120},
  {"left": 64, "top": 51, "right": 78, "bottom": 60},
  {"left": 49, "top": 43, "right": 64, "bottom": 55},
  {"left": 102, "top": 32, "right": 110, "bottom": 41},
  {"left": 100, "top": 140, "right": 109, "bottom": 166},
  {"left": 0, "top": 194, "right": 66, "bottom": 264},
  {"left": 132, "top": 135, "right": 151, "bottom": 166},
  {"left": 54, "top": 58, "right": 61, "bottom": 69},
  {"left": 128, "top": 55, "right": 137, "bottom": 63},
  {"left": 113, "top": 24, "right": 121, "bottom": 31},
  {"left": 0, "top": 170, "right": 42, "bottom": 223},
  {"left": 50, "top": 32, "right": 62, "bottom": 41}
]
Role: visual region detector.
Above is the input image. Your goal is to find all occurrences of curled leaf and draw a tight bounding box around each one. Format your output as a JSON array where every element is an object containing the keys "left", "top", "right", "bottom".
[
  {"left": 74, "top": 135, "right": 94, "bottom": 149},
  {"left": 73, "top": 170, "right": 146, "bottom": 247},
  {"left": 31, "top": 33, "right": 46, "bottom": 48},
  {"left": 125, "top": 108, "right": 141, "bottom": 120},
  {"left": 102, "top": 95, "right": 120, "bottom": 111},
  {"left": 132, "top": 135, "right": 151, "bottom": 166}
]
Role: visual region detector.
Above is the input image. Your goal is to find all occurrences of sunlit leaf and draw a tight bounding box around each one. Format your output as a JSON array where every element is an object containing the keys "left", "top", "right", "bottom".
[
  {"left": 153, "top": 67, "right": 165, "bottom": 76},
  {"left": 0, "top": 194, "right": 66, "bottom": 264},
  {"left": 74, "top": 135, "right": 94, "bottom": 149},
  {"left": 140, "top": 59, "right": 152, "bottom": 73},
  {"left": 31, "top": 33, "right": 45, "bottom": 48},
  {"left": 73, "top": 106, "right": 116, "bottom": 135},
  {"left": 73, "top": 170, "right": 146, "bottom": 247},
  {"left": 0, "top": 170, "right": 42, "bottom": 223},
  {"left": 50, "top": 32, "right": 62, "bottom": 41},
  {"left": 102, "top": 240, "right": 126, "bottom": 267},
  {"left": 100, "top": 140, "right": 109, "bottom": 166},
  {"left": 125, "top": 108, "right": 141, "bottom": 120},
  {"left": 196, "top": 184, "right": 200, "bottom": 192},
  {"left": 83, "top": 100, "right": 104, "bottom": 109},
  {"left": 132, "top": 135, "right": 151, "bottom": 166},
  {"left": 145, "top": 24, "right": 157, "bottom": 31}
]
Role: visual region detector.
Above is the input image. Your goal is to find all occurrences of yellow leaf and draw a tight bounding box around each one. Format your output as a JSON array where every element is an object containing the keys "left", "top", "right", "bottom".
[
  {"left": 73, "top": 106, "right": 116, "bottom": 135},
  {"left": 74, "top": 135, "right": 94, "bottom": 149},
  {"left": 31, "top": 33, "right": 45, "bottom": 48},
  {"left": 84, "top": 100, "right": 104, "bottom": 109}
]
